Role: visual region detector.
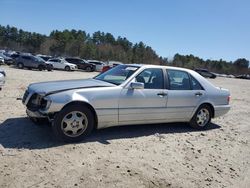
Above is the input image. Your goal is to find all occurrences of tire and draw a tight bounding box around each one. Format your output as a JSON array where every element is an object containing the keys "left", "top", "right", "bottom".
[
  {"left": 190, "top": 104, "right": 212, "bottom": 129},
  {"left": 52, "top": 104, "right": 95, "bottom": 142},
  {"left": 38, "top": 65, "right": 44, "bottom": 71},
  {"left": 47, "top": 65, "right": 53, "bottom": 71},
  {"left": 65, "top": 66, "right": 70, "bottom": 71},
  {"left": 85, "top": 66, "right": 92, "bottom": 72},
  {"left": 17, "top": 62, "right": 24, "bottom": 69}
]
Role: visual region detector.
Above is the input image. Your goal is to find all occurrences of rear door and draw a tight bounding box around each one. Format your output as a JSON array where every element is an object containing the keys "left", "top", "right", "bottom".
[
  {"left": 119, "top": 68, "right": 168, "bottom": 124},
  {"left": 22, "top": 56, "right": 32, "bottom": 67},
  {"left": 165, "top": 69, "right": 205, "bottom": 121}
]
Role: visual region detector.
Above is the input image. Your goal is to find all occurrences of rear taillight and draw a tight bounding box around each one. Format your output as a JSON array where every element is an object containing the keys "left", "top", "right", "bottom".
[{"left": 227, "top": 96, "right": 231, "bottom": 104}]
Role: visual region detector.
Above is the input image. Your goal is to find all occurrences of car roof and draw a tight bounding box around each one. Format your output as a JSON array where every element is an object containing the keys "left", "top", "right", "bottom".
[
  {"left": 123, "top": 64, "right": 195, "bottom": 72},
  {"left": 65, "top": 57, "right": 81, "bottom": 60}
]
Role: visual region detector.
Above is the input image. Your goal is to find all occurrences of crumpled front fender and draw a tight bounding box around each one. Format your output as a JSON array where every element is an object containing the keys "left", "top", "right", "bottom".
[{"left": 41, "top": 91, "right": 90, "bottom": 113}]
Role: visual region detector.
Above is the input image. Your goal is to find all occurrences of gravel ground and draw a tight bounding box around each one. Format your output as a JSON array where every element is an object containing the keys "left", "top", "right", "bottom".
[{"left": 0, "top": 65, "right": 249, "bottom": 188}]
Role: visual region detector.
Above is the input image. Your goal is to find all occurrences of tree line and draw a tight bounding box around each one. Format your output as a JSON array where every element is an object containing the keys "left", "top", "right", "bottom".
[
  {"left": 0, "top": 25, "right": 163, "bottom": 65},
  {"left": 168, "top": 54, "right": 249, "bottom": 75},
  {"left": 0, "top": 25, "right": 249, "bottom": 74}
]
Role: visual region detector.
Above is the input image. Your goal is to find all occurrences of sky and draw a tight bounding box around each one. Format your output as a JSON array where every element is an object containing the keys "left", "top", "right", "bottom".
[{"left": 0, "top": 0, "right": 249, "bottom": 61}]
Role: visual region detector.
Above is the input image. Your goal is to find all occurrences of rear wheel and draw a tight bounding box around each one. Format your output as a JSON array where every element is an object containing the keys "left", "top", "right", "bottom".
[
  {"left": 17, "top": 62, "right": 24, "bottom": 69},
  {"left": 85, "top": 66, "right": 92, "bottom": 72},
  {"left": 190, "top": 104, "right": 212, "bottom": 129},
  {"left": 52, "top": 104, "right": 94, "bottom": 142}
]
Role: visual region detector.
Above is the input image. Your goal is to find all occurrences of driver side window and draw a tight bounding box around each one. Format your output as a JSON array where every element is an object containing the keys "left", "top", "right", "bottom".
[{"left": 135, "top": 68, "right": 164, "bottom": 89}]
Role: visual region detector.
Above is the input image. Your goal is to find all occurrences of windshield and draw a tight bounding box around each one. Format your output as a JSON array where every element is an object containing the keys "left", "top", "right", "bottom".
[
  {"left": 94, "top": 64, "right": 139, "bottom": 85},
  {"left": 34, "top": 56, "right": 45, "bottom": 62},
  {"left": 0, "top": 53, "right": 8, "bottom": 58}
]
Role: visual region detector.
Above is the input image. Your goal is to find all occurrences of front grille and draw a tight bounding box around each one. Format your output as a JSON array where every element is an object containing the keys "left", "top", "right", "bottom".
[{"left": 22, "top": 90, "right": 29, "bottom": 103}]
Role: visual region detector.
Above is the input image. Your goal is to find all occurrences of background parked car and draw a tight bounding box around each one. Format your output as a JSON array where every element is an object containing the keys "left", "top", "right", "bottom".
[
  {"left": 194, "top": 68, "right": 216, "bottom": 79},
  {"left": 15, "top": 54, "right": 52, "bottom": 71},
  {"left": 101, "top": 61, "right": 123, "bottom": 72},
  {"left": 235, "top": 74, "right": 250, "bottom": 80},
  {"left": 46, "top": 58, "right": 77, "bottom": 71},
  {"left": 0, "top": 69, "right": 6, "bottom": 90},
  {"left": 65, "top": 57, "right": 95, "bottom": 72},
  {"left": 0, "top": 56, "right": 4, "bottom": 65},
  {"left": 0, "top": 53, "right": 14, "bottom": 65},
  {"left": 87, "top": 60, "right": 106, "bottom": 72},
  {"left": 10, "top": 53, "right": 20, "bottom": 60}
]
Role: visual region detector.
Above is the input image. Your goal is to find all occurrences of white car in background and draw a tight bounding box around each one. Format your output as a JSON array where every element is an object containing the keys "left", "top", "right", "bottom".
[
  {"left": 0, "top": 69, "right": 6, "bottom": 90},
  {"left": 46, "top": 58, "right": 77, "bottom": 71},
  {"left": 87, "top": 60, "right": 105, "bottom": 72}
]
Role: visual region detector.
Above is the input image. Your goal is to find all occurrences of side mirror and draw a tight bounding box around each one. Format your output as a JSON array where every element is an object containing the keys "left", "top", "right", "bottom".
[{"left": 130, "top": 82, "right": 144, "bottom": 89}]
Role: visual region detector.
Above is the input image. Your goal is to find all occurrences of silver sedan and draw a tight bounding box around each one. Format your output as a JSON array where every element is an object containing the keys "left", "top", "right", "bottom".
[{"left": 22, "top": 64, "right": 230, "bottom": 142}]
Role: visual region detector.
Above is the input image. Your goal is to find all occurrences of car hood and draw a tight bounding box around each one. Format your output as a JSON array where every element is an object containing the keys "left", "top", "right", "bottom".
[{"left": 28, "top": 78, "right": 115, "bottom": 95}]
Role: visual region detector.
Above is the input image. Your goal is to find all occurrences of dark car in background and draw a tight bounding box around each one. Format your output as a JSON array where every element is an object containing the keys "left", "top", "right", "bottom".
[
  {"left": 15, "top": 54, "right": 53, "bottom": 71},
  {"left": 195, "top": 68, "right": 216, "bottom": 79},
  {"left": 10, "top": 53, "right": 20, "bottom": 59},
  {"left": 235, "top": 74, "right": 250, "bottom": 80},
  {"left": 65, "top": 57, "right": 95, "bottom": 72}
]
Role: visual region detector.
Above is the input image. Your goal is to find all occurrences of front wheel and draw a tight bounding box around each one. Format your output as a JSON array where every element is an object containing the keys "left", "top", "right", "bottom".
[
  {"left": 47, "top": 64, "right": 53, "bottom": 71},
  {"left": 38, "top": 65, "right": 44, "bottom": 71},
  {"left": 52, "top": 104, "right": 94, "bottom": 142},
  {"left": 65, "top": 66, "right": 70, "bottom": 71},
  {"left": 190, "top": 104, "right": 212, "bottom": 129}
]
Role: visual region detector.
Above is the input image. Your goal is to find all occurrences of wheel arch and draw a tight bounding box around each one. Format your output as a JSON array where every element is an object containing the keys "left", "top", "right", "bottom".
[
  {"left": 197, "top": 102, "right": 215, "bottom": 118},
  {"left": 61, "top": 101, "right": 98, "bottom": 129}
]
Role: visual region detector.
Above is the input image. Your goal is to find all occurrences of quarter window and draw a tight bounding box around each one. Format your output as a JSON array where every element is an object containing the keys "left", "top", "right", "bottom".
[
  {"left": 135, "top": 68, "right": 164, "bottom": 89},
  {"left": 50, "top": 59, "right": 60, "bottom": 62},
  {"left": 190, "top": 76, "right": 203, "bottom": 90},
  {"left": 167, "top": 70, "right": 191, "bottom": 90}
]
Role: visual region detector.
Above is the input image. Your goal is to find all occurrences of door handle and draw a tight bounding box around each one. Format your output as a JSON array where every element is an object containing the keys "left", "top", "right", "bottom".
[
  {"left": 157, "top": 92, "right": 168, "bottom": 97},
  {"left": 195, "top": 92, "right": 203, "bottom": 96}
]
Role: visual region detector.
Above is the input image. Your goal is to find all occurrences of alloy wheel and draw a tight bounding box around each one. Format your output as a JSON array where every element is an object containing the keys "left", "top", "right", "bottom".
[
  {"left": 196, "top": 108, "right": 210, "bottom": 127},
  {"left": 61, "top": 111, "right": 88, "bottom": 137}
]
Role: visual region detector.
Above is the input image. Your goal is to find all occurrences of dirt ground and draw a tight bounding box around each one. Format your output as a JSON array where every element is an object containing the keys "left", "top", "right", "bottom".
[{"left": 0, "top": 65, "right": 249, "bottom": 188}]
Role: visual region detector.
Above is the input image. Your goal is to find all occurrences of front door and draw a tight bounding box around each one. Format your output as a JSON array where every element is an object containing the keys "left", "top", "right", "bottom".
[{"left": 118, "top": 68, "right": 168, "bottom": 125}]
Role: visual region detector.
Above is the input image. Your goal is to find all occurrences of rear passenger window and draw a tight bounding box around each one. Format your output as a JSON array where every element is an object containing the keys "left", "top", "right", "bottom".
[
  {"left": 50, "top": 59, "right": 60, "bottom": 62},
  {"left": 167, "top": 70, "right": 191, "bottom": 90},
  {"left": 23, "top": 56, "right": 31, "bottom": 60}
]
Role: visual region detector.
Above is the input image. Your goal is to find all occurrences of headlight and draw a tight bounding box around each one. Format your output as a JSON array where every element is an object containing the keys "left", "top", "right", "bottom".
[{"left": 41, "top": 96, "right": 51, "bottom": 110}]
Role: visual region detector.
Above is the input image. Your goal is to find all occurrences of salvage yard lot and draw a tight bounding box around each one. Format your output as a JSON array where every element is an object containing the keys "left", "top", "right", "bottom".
[{"left": 0, "top": 65, "right": 249, "bottom": 188}]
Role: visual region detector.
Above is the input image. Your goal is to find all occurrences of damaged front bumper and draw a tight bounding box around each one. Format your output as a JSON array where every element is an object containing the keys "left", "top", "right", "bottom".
[{"left": 26, "top": 109, "right": 47, "bottom": 118}]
